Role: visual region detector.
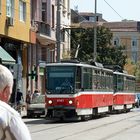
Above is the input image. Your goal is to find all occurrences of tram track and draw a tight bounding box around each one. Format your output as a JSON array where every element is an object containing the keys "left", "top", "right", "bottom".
[
  {"left": 27, "top": 110, "right": 140, "bottom": 139},
  {"left": 55, "top": 112, "right": 140, "bottom": 140},
  {"left": 99, "top": 123, "right": 139, "bottom": 140}
]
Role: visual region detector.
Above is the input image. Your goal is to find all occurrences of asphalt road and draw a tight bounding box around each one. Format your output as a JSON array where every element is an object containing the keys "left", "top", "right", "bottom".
[{"left": 23, "top": 108, "right": 140, "bottom": 140}]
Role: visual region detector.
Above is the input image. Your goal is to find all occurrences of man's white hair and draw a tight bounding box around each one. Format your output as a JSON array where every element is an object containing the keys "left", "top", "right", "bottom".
[{"left": 0, "top": 65, "right": 13, "bottom": 92}]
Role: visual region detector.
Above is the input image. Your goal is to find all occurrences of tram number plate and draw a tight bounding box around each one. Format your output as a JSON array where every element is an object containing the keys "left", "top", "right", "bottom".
[{"left": 34, "top": 110, "right": 42, "bottom": 113}]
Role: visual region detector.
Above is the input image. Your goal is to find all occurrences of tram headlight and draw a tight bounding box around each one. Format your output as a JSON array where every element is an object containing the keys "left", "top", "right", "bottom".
[
  {"left": 48, "top": 100, "right": 53, "bottom": 104},
  {"left": 69, "top": 100, "right": 73, "bottom": 104}
]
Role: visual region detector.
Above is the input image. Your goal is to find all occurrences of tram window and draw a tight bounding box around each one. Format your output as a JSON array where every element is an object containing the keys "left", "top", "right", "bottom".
[
  {"left": 76, "top": 67, "right": 81, "bottom": 89},
  {"left": 93, "top": 70, "right": 101, "bottom": 90},
  {"left": 124, "top": 77, "right": 128, "bottom": 91},
  {"left": 83, "top": 67, "right": 92, "bottom": 90},
  {"left": 105, "top": 72, "right": 113, "bottom": 90},
  {"left": 113, "top": 74, "right": 124, "bottom": 92},
  {"left": 113, "top": 74, "right": 117, "bottom": 92},
  {"left": 127, "top": 78, "right": 135, "bottom": 92},
  {"left": 117, "top": 75, "right": 124, "bottom": 91},
  {"left": 101, "top": 71, "right": 106, "bottom": 89},
  {"left": 46, "top": 66, "right": 75, "bottom": 94}
]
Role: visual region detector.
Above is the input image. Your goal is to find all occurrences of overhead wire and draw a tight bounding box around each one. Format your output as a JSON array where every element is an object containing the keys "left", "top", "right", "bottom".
[{"left": 103, "top": 0, "right": 124, "bottom": 20}]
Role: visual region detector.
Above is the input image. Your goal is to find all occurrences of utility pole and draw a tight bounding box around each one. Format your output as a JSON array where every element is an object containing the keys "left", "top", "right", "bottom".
[
  {"left": 94, "top": 0, "right": 97, "bottom": 62},
  {"left": 56, "top": 0, "right": 61, "bottom": 62}
]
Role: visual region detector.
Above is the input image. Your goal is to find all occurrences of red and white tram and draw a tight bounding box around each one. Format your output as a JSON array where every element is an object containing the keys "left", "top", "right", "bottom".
[
  {"left": 45, "top": 60, "right": 135, "bottom": 120},
  {"left": 113, "top": 71, "right": 135, "bottom": 111}
]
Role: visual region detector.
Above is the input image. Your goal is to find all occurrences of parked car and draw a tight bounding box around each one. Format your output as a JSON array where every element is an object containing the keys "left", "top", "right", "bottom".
[
  {"left": 27, "top": 94, "right": 45, "bottom": 118},
  {"left": 134, "top": 93, "right": 140, "bottom": 108}
]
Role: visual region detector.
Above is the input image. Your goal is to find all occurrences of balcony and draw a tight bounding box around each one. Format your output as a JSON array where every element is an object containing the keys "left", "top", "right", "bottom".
[
  {"left": 37, "top": 21, "right": 51, "bottom": 36},
  {"left": 32, "top": 21, "right": 56, "bottom": 45}
]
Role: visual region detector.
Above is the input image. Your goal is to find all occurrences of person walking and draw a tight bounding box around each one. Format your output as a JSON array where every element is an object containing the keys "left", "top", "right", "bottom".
[
  {"left": 0, "top": 64, "right": 31, "bottom": 140},
  {"left": 32, "top": 89, "right": 41, "bottom": 100},
  {"left": 16, "top": 88, "right": 24, "bottom": 105},
  {"left": 26, "top": 90, "right": 31, "bottom": 109}
]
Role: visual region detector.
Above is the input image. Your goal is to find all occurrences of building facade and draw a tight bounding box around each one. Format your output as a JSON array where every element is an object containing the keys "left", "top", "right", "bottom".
[
  {"left": 29, "top": 0, "right": 71, "bottom": 94},
  {"left": 103, "top": 22, "right": 140, "bottom": 64},
  {"left": 0, "top": 0, "right": 31, "bottom": 99},
  {"left": 71, "top": 10, "right": 140, "bottom": 65}
]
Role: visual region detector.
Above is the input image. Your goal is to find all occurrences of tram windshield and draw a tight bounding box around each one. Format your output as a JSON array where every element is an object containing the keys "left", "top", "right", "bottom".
[{"left": 46, "top": 66, "right": 75, "bottom": 94}]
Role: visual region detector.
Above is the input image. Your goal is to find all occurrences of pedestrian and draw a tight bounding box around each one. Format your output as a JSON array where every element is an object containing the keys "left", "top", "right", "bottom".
[
  {"left": 26, "top": 90, "right": 31, "bottom": 108},
  {"left": 16, "top": 88, "right": 24, "bottom": 105},
  {"left": 0, "top": 64, "right": 31, "bottom": 140},
  {"left": 32, "top": 89, "right": 41, "bottom": 99},
  {"left": 26, "top": 90, "right": 31, "bottom": 104}
]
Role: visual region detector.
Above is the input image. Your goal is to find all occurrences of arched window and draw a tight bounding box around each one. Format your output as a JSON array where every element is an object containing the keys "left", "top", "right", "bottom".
[{"left": 113, "top": 37, "right": 119, "bottom": 47}]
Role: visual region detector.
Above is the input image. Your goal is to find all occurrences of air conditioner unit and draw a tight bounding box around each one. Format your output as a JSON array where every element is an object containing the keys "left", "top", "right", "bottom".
[{"left": 7, "top": 17, "right": 14, "bottom": 26}]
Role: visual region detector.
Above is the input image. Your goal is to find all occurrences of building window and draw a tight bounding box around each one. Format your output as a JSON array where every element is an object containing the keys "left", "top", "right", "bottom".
[
  {"left": 131, "top": 38, "right": 138, "bottom": 63},
  {"left": 132, "top": 52, "right": 138, "bottom": 64},
  {"left": 113, "top": 37, "right": 119, "bottom": 46},
  {"left": 52, "top": 5, "right": 54, "bottom": 28},
  {"left": 19, "top": 0, "right": 26, "bottom": 22},
  {"left": 132, "top": 39, "right": 137, "bottom": 46},
  {"left": 6, "top": 0, "right": 14, "bottom": 17},
  {"left": 0, "top": 0, "right": 1, "bottom": 14},
  {"left": 131, "top": 38, "right": 138, "bottom": 52},
  {"left": 89, "top": 16, "right": 95, "bottom": 22},
  {"left": 42, "top": 2, "right": 46, "bottom": 22}
]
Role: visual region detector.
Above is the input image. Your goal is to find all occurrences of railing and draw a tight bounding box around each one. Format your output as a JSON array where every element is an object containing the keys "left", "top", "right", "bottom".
[
  {"left": 37, "top": 22, "right": 51, "bottom": 36},
  {"left": 31, "top": 20, "right": 51, "bottom": 37}
]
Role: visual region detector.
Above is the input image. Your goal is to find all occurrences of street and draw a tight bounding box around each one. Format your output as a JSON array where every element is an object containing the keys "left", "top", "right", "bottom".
[{"left": 23, "top": 108, "right": 140, "bottom": 140}]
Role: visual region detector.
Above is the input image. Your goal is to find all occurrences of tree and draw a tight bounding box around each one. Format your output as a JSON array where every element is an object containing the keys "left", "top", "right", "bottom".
[
  {"left": 71, "top": 26, "right": 127, "bottom": 68},
  {"left": 124, "top": 59, "right": 136, "bottom": 75}
]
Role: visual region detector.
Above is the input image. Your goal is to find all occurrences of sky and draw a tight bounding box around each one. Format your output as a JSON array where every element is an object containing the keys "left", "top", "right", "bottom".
[{"left": 70, "top": 0, "right": 140, "bottom": 22}]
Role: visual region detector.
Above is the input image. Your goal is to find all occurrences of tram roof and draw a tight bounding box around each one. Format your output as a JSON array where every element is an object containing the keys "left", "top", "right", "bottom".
[
  {"left": 113, "top": 71, "right": 135, "bottom": 78},
  {"left": 46, "top": 62, "right": 113, "bottom": 72}
]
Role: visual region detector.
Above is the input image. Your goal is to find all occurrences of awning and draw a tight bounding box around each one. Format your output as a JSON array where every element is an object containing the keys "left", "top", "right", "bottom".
[{"left": 0, "top": 46, "right": 16, "bottom": 64}]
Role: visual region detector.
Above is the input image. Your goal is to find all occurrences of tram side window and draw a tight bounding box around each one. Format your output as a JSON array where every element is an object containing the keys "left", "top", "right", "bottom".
[
  {"left": 126, "top": 78, "right": 135, "bottom": 92},
  {"left": 113, "top": 74, "right": 124, "bottom": 92},
  {"left": 113, "top": 74, "right": 117, "bottom": 92},
  {"left": 101, "top": 71, "right": 105, "bottom": 89},
  {"left": 100, "top": 71, "right": 113, "bottom": 91},
  {"left": 128, "top": 79, "right": 131, "bottom": 91},
  {"left": 83, "top": 67, "right": 92, "bottom": 90},
  {"left": 93, "top": 70, "right": 101, "bottom": 90},
  {"left": 132, "top": 79, "right": 136, "bottom": 91},
  {"left": 124, "top": 77, "right": 128, "bottom": 91},
  {"left": 106, "top": 72, "right": 113, "bottom": 91},
  {"left": 117, "top": 75, "right": 124, "bottom": 91},
  {"left": 76, "top": 66, "right": 81, "bottom": 89}
]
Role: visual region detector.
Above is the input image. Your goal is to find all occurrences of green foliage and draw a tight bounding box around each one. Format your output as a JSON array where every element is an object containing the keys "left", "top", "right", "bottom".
[
  {"left": 97, "top": 45, "right": 127, "bottom": 68},
  {"left": 71, "top": 26, "right": 127, "bottom": 68}
]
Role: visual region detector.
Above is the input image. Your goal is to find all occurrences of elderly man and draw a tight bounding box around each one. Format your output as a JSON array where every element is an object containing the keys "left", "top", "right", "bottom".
[{"left": 0, "top": 64, "right": 31, "bottom": 140}]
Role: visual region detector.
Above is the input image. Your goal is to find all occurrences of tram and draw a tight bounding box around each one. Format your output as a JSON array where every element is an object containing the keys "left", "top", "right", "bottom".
[
  {"left": 45, "top": 60, "right": 136, "bottom": 120},
  {"left": 113, "top": 71, "right": 135, "bottom": 111}
]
